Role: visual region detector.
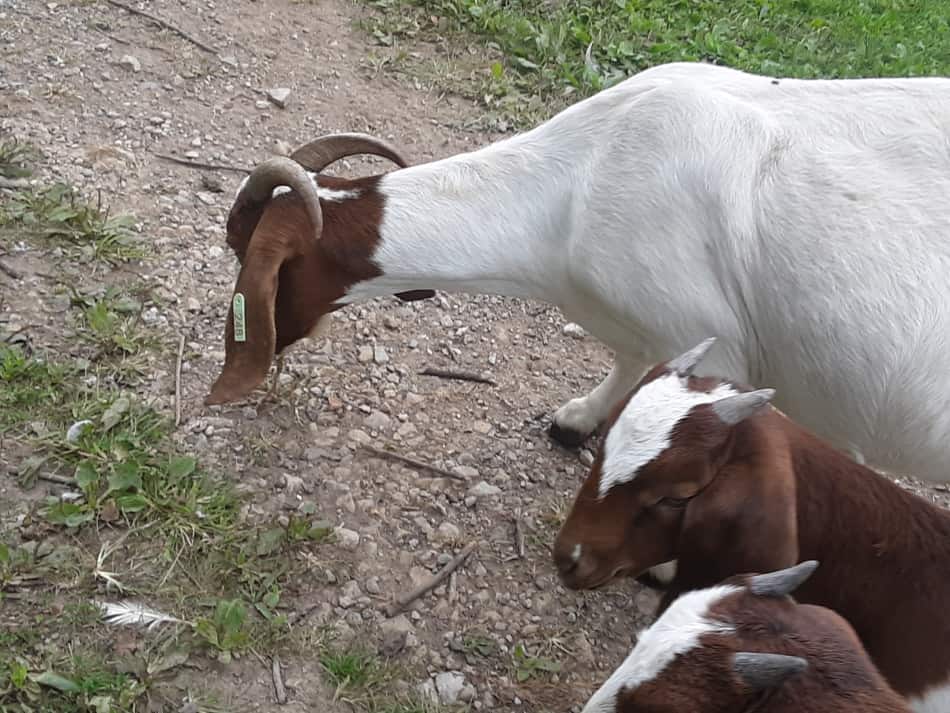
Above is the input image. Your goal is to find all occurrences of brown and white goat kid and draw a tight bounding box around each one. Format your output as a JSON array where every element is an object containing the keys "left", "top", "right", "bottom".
[
  {"left": 205, "top": 61, "right": 950, "bottom": 486},
  {"left": 553, "top": 338, "right": 950, "bottom": 712},
  {"left": 582, "top": 561, "right": 910, "bottom": 713}
]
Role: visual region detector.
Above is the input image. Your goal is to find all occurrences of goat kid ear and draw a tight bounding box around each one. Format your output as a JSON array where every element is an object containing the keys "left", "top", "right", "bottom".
[
  {"left": 205, "top": 249, "right": 283, "bottom": 406},
  {"left": 747, "top": 560, "right": 819, "bottom": 598},
  {"left": 712, "top": 389, "right": 775, "bottom": 425},
  {"left": 667, "top": 337, "right": 717, "bottom": 378},
  {"left": 733, "top": 653, "right": 808, "bottom": 692}
]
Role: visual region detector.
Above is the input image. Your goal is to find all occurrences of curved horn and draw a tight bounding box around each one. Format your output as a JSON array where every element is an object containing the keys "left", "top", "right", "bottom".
[
  {"left": 231, "top": 156, "right": 323, "bottom": 244},
  {"left": 733, "top": 653, "right": 807, "bottom": 692},
  {"left": 667, "top": 337, "right": 717, "bottom": 378},
  {"left": 748, "top": 560, "right": 819, "bottom": 598},
  {"left": 290, "top": 132, "right": 409, "bottom": 173},
  {"left": 712, "top": 388, "right": 775, "bottom": 425}
]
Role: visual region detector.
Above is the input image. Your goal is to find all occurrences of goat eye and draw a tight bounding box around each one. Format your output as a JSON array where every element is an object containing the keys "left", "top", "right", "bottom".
[{"left": 657, "top": 496, "right": 691, "bottom": 509}]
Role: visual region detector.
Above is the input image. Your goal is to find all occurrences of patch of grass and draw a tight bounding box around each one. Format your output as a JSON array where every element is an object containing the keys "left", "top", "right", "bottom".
[
  {"left": 364, "top": 0, "right": 950, "bottom": 122},
  {"left": 512, "top": 642, "right": 561, "bottom": 682},
  {"left": 69, "top": 286, "right": 154, "bottom": 362},
  {"left": 0, "top": 182, "right": 143, "bottom": 263},
  {"left": 0, "top": 138, "right": 38, "bottom": 179},
  {"left": 0, "top": 343, "right": 75, "bottom": 432},
  {"left": 320, "top": 649, "right": 381, "bottom": 690}
]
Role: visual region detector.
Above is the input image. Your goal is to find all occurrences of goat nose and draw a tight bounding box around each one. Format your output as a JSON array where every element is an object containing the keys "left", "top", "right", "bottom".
[{"left": 554, "top": 542, "right": 581, "bottom": 576}]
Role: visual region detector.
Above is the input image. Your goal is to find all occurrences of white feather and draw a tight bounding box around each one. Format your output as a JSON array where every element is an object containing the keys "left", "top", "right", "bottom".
[{"left": 96, "top": 600, "right": 188, "bottom": 631}]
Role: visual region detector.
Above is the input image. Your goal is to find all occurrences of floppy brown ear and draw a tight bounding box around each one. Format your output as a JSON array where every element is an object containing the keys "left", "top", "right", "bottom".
[
  {"left": 672, "top": 460, "right": 799, "bottom": 597},
  {"left": 205, "top": 246, "right": 284, "bottom": 405}
]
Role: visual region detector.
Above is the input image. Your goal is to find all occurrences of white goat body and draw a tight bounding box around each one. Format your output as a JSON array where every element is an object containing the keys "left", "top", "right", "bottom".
[{"left": 343, "top": 61, "right": 950, "bottom": 482}]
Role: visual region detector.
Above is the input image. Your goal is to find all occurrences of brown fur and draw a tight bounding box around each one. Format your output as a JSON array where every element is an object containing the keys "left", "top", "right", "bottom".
[
  {"left": 205, "top": 175, "right": 433, "bottom": 405},
  {"left": 613, "top": 578, "right": 909, "bottom": 712},
  {"left": 555, "top": 366, "right": 950, "bottom": 700}
]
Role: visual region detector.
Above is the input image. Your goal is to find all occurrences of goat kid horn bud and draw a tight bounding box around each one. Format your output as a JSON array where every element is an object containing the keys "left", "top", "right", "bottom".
[
  {"left": 667, "top": 337, "right": 717, "bottom": 377},
  {"left": 733, "top": 652, "right": 808, "bottom": 692},
  {"left": 747, "top": 560, "right": 819, "bottom": 598},
  {"left": 711, "top": 388, "right": 776, "bottom": 425}
]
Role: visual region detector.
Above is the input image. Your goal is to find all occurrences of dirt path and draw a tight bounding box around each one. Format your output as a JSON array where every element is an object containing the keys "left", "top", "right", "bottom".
[
  {"left": 1, "top": 1, "right": 659, "bottom": 710},
  {"left": 4, "top": 2, "right": 948, "bottom": 712}
]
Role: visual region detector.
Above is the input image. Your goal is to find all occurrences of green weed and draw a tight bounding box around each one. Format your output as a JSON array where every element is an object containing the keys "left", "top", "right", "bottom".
[
  {"left": 512, "top": 642, "right": 561, "bottom": 682},
  {"left": 365, "top": 0, "right": 950, "bottom": 122},
  {"left": 0, "top": 139, "right": 39, "bottom": 179},
  {"left": 0, "top": 183, "right": 143, "bottom": 263}
]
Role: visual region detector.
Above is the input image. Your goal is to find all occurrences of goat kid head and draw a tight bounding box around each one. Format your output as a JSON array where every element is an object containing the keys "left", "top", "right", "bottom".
[
  {"left": 582, "top": 561, "right": 905, "bottom": 713},
  {"left": 205, "top": 133, "right": 435, "bottom": 406},
  {"left": 553, "top": 337, "right": 794, "bottom": 592}
]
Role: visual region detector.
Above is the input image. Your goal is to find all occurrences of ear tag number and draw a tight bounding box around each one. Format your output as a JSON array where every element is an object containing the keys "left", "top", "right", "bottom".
[{"left": 233, "top": 293, "right": 247, "bottom": 343}]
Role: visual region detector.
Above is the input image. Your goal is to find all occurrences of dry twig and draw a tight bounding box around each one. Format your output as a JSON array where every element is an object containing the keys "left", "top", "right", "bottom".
[
  {"left": 105, "top": 0, "right": 218, "bottom": 55},
  {"left": 385, "top": 542, "right": 477, "bottom": 617},
  {"left": 153, "top": 152, "right": 250, "bottom": 174},
  {"left": 0, "top": 177, "right": 30, "bottom": 190},
  {"left": 419, "top": 366, "right": 497, "bottom": 386},
  {"left": 38, "top": 473, "right": 75, "bottom": 486},
  {"left": 514, "top": 515, "right": 526, "bottom": 559},
  {"left": 272, "top": 656, "right": 288, "bottom": 705},
  {"left": 0, "top": 260, "right": 23, "bottom": 280},
  {"left": 360, "top": 444, "right": 467, "bottom": 482},
  {"left": 174, "top": 334, "right": 185, "bottom": 427}
]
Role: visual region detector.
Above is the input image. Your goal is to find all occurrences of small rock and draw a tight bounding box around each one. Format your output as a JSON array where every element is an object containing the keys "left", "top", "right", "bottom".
[
  {"left": 453, "top": 465, "right": 479, "bottom": 479},
  {"left": 562, "top": 322, "right": 586, "bottom": 339},
  {"left": 220, "top": 54, "right": 238, "bottom": 67},
  {"left": 364, "top": 410, "right": 391, "bottom": 431},
  {"left": 473, "top": 420, "right": 492, "bottom": 435},
  {"left": 266, "top": 87, "right": 291, "bottom": 108},
  {"left": 418, "top": 680, "right": 438, "bottom": 704},
  {"left": 335, "top": 527, "right": 360, "bottom": 550},
  {"left": 379, "top": 629, "right": 407, "bottom": 657},
  {"left": 338, "top": 580, "right": 362, "bottom": 608},
  {"left": 196, "top": 191, "right": 216, "bottom": 206},
  {"left": 435, "top": 672, "right": 466, "bottom": 705},
  {"left": 459, "top": 684, "right": 477, "bottom": 703},
  {"left": 185, "top": 297, "right": 201, "bottom": 312},
  {"left": 365, "top": 576, "right": 382, "bottom": 595},
  {"left": 467, "top": 481, "right": 501, "bottom": 498},
  {"left": 579, "top": 449, "right": 594, "bottom": 467},
  {"left": 358, "top": 346, "right": 373, "bottom": 363},
  {"left": 373, "top": 345, "right": 389, "bottom": 364},
  {"left": 118, "top": 54, "right": 141, "bottom": 72},
  {"left": 434, "top": 522, "right": 460, "bottom": 543}
]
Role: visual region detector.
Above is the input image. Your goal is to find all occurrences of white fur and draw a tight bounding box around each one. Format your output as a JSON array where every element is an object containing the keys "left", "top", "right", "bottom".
[
  {"left": 334, "top": 61, "right": 950, "bottom": 483},
  {"left": 236, "top": 173, "right": 361, "bottom": 202},
  {"left": 571, "top": 544, "right": 582, "bottom": 563},
  {"left": 599, "top": 374, "right": 737, "bottom": 497},
  {"left": 908, "top": 683, "right": 950, "bottom": 713},
  {"left": 581, "top": 585, "right": 737, "bottom": 713}
]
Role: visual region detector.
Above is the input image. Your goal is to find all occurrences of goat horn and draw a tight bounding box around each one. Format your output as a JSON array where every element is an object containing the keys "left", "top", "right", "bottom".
[
  {"left": 232, "top": 156, "right": 323, "bottom": 243},
  {"left": 711, "top": 388, "right": 775, "bottom": 425},
  {"left": 290, "top": 132, "right": 409, "bottom": 173},
  {"left": 748, "top": 560, "right": 819, "bottom": 598},
  {"left": 732, "top": 653, "right": 808, "bottom": 692},
  {"left": 667, "top": 337, "right": 717, "bottom": 377}
]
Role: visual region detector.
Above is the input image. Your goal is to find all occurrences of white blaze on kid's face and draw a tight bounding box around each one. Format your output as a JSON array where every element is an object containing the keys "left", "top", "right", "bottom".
[
  {"left": 581, "top": 585, "right": 738, "bottom": 713},
  {"left": 598, "top": 373, "right": 737, "bottom": 498}
]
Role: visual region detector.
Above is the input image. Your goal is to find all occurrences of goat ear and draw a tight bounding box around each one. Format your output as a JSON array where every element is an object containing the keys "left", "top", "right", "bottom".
[
  {"left": 205, "top": 248, "right": 283, "bottom": 405},
  {"left": 712, "top": 389, "right": 775, "bottom": 425},
  {"left": 733, "top": 653, "right": 807, "bottom": 692},
  {"left": 667, "top": 337, "right": 717, "bottom": 377},
  {"left": 747, "top": 560, "right": 819, "bottom": 598}
]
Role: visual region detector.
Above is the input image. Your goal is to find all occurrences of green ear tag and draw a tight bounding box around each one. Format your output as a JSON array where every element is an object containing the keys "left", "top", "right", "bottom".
[{"left": 233, "top": 293, "right": 247, "bottom": 343}]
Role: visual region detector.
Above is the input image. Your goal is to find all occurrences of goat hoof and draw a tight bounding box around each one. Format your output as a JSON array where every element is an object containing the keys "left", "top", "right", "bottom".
[{"left": 548, "top": 420, "right": 589, "bottom": 448}]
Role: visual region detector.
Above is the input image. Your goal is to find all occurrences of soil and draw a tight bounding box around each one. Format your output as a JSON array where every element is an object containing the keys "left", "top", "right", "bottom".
[{"left": 2, "top": 1, "right": 948, "bottom": 712}]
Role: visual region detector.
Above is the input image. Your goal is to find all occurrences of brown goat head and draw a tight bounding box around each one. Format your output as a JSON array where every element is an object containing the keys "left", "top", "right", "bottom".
[
  {"left": 554, "top": 337, "right": 798, "bottom": 593},
  {"left": 584, "top": 561, "right": 909, "bottom": 713},
  {"left": 205, "top": 133, "right": 435, "bottom": 406}
]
